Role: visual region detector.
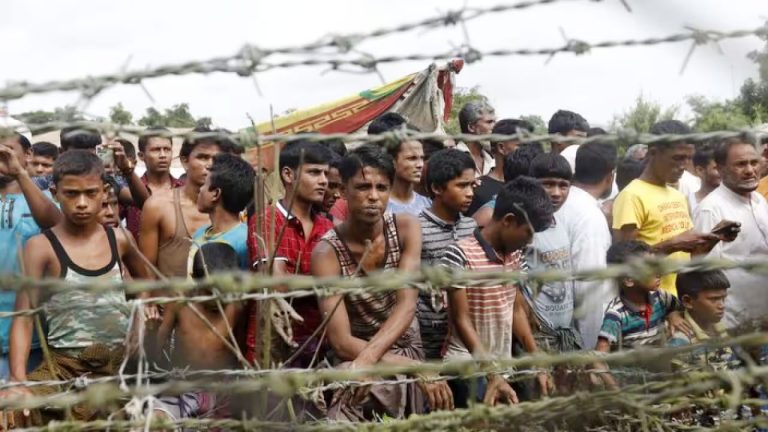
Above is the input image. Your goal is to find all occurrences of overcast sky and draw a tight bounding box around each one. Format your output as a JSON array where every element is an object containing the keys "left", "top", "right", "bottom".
[{"left": 2, "top": 0, "right": 767, "bottom": 130}]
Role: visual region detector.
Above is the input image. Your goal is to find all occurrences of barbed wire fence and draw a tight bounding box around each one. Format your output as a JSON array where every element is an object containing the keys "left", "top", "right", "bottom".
[{"left": 2, "top": 0, "right": 768, "bottom": 430}]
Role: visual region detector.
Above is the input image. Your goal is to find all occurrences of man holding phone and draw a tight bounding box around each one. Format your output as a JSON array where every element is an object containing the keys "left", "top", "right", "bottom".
[{"left": 694, "top": 138, "right": 768, "bottom": 329}]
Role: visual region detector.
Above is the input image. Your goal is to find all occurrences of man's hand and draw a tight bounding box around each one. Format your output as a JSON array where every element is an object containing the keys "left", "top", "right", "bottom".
[
  {"left": 666, "top": 310, "right": 693, "bottom": 338},
  {"left": 270, "top": 298, "right": 303, "bottom": 347},
  {"left": 483, "top": 374, "right": 518, "bottom": 406},
  {"left": 0, "top": 384, "right": 32, "bottom": 400},
  {"left": 0, "top": 146, "right": 26, "bottom": 179},
  {"left": 711, "top": 220, "right": 741, "bottom": 243},
  {"left": 417, "top": 375, "right": 454, "bottom": 411},
  {"left": 669, "top": 230, "right": 720, "bottom": 254},
  {"left": 536, "top": 370, "right": 554, "bottom": 397},
  {"left": 108, "top": 141, "right": 133, "bottom": 176}
]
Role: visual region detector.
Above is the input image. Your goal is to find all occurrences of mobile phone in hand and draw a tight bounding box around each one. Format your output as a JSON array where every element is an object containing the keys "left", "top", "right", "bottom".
[{"left": 97, "top": 147, "right": 114, "bottom": 166}]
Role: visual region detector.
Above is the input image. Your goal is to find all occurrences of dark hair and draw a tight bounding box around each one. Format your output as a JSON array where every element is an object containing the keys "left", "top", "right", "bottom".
[
  {"left": 10, "top": 133, "right": 31, "bottom": 151},
  {"left": 279, "top": 139, "right": 333, "bottom": 172},
  {"left": 180, "top": 126, "right": 220, "bottom": 160},
  {"left": 60, "top": 126, "right": 101, "bottom": 151},
  {"left": 115, "top": 138, "right": 136, "bottom": 160},
  {"left": 492, "top": 119, "right": 534, "bottom": 136},
  {"left": 649, "top": 120, "right": 692, "bottom": 149},
  {"left": 53, "top": 149, "right": 104, "bottom": 185},
  {"left": 503, "top": 144, "right": 544, "bottom": 182},
  {"left": 422, "top": 138, "right": 445, "bottom": 161},
  {"left": 676, "top": 269, "right": 730, "bottom": 299},
  {"left": 425, "top": 149, "right": 475, "bottom": 195},
  {"left": 208, "top": 153, "right": 255, "bottom": 214},
  {"left": 693, "top": 144, "right": 716, "bottom": 168},
  {"left": 713, "top": 138, "right": 754, "bottom": 166},
  {"left": 31, "top": 141, "right": 59, "bottom": 160},
  {"left": 214, "top": 128, "right": 239, "bottom": 155},
  {"left": 606, "top": 240, "right": 653, "bottom": 265},
  {"left": 367, "top": 112, "right": 407, "bottom": 135},
  {"left": 493, "top": 176, "right": 553, "bottom": 232},
  {"left": 192, "top": 242, "right": 240, "bottom": 279},
  {"left": 616, "top": 158, "right": 645, "bottom": 191},
  {"left": 528, "top": 153, "right": 572, "bottom": 181},
  {"left": 338, "top": 144, "right": 395, "bottom": 184},
  {"left": 137, "top": 126, "right": 171, "bottom": 153},
  {"left": 574, "top": 142, "right": 617, "bottom": 185},
  {"left": 103, "top": 175, "right": 122, "bottom": 197},
  {"left": 587, "top": 127, "right": 607, "bottom": 137},
  {"left": 321, "top": 138, "right": 347, "bottom": 158},
  {"left": 547, "top": 110, "right": 589, "bottom": 135},
  {"left": 458, "top": 101, "right": 495, "bottom": 134}
]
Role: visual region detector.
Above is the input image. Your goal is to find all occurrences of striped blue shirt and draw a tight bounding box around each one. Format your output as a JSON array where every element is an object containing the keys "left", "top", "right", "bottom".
[{"left": 598, "top": 290, "right": 680, "bottom": 350}]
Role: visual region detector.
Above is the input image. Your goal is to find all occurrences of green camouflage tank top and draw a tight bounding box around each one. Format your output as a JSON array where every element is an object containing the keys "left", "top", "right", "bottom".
[{"left": 42, "top": 227, "right": 129, "bottom": 352}]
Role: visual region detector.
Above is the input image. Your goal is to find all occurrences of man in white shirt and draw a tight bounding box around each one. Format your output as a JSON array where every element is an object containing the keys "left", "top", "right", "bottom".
[
  {"left": 555, "top": 142, "right": 617, "bottom": 349},
  {"left": 456, "top": 102, "right": 496, "bottom": 178},
  {"left": 694, "top": 138, "right": 768, "bottom": 329}
]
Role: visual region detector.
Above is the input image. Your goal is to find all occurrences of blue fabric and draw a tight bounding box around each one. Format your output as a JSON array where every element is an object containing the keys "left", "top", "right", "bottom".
[
  {"left": 0, "top": 192, "right": 52, "bottom": 353},
  {"left": 0, "top": 348, "right": 43, "bottom": 379},
  {"left": 192, "top": 223, "right": 249, "bottom": 270}
]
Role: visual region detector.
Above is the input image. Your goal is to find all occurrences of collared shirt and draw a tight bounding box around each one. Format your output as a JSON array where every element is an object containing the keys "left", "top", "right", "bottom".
[
  {"left": 668, "top": 311, "right": 737, "bottom": 372},
  {"left": 455, "top": 142, "right": 495, "bottom": 177},
  {"left": 245, "top": 201, "right": 334, "bottom": 364},
  {"left": 417, "top": 208, "right": 477, "bottom": 359},
  {"left": 555, "top": 186, "right": 615, "bottom": 350},
  {"left": 442, "top": 228, "right": 522, "bottom": 360},
  {"left": 125, "top": 174, "right": 185, "bottom": 240},
  {"left": 598, "top": 290, "right": 680, "bottom": 351},
  {"left": 693, "top": 185, "right": 768, "bottom": 328}
]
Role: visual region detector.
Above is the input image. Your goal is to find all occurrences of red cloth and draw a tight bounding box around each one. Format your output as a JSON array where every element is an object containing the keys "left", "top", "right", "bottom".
[
  {"left": 125, "top": 174, "right": 185, "bottom": 240},
  {"left": 328, "top": 199, "right": 348, "bottom": 223},
  {"left": 245, "top": 202, "right": 334, "bottom": 365}
]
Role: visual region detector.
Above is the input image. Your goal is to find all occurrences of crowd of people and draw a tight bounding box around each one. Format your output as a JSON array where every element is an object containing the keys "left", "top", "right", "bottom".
[{"left": 0, "top": 101, "right": 766, "bottom": 427}]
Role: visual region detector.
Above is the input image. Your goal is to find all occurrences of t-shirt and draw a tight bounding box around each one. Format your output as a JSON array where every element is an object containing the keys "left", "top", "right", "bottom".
[
  {"left": 466, "top": 175, "right": 503, "bottom": 216},
  {"left": 191, "top": 223, "right": 249, "bottom": 272},
  {"left": 417, "top": 208, "right": 477, "bottom": 360},
  {"left": 598, "top": 290, "right": 680, "bottom": 351},
  {"left": 523, "top": 217, "right": 574, "bottom": 332},
  {"left": 0, "top": 192, "right": 52, "bottom": 353},
  {"left": 612, "top": 179, "right": 692, "bottom": 295},
  {"left": 386, "top": 193, "right": 431, "bottom": 217},
  {"left": 676, "top": 170, "right": 701, "bottom": 200},
  {"left": 442, "top": 229, "right": 522, "bottom": 360},
  {"left": 667, "top": 311, "right": 737, "bottom": 372}
]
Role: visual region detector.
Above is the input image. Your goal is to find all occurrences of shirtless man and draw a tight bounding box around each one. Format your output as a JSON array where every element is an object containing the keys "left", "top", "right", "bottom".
[
  {"left": 312, "top": 144, "right": 453, "bottom": 420},
  {"left": 139, "top": 130, "right": 226, "bottom": 278}
]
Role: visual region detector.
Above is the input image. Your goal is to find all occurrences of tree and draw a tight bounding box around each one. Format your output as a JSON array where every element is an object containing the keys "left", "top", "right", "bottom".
[
  {"left": 445, "top": 86, "right": 490, "bottom": 135},
  {"left": 195, "top": 117, "right": 213, "bottom": 129},
  {"left": 610, "top": 94, "right": 678, "bottom": 133},
  {"left": 519, "top": 114, "right": 547, "bottom": 135},
  {"left": 687, "top": 95, "right": 751, "bottom": 132},
  {"left": 109, "top": 103, "right": 133, "bottom": 125},
  {"left": 137, "top": 103, "right": 203, "bottom": 128},
  {"left": 138, "top": 107, "right": 165, "bottom": 127}
]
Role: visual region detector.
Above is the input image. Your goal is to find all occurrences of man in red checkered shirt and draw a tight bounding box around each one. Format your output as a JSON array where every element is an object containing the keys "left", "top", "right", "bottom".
[{"left": 246, "top": 140, "right": 334, "bottom": 368}]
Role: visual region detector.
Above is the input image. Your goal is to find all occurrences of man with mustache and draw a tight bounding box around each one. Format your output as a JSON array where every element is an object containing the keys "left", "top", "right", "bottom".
[{"left": 694, "top": 138, "right": 768, "bottom": 329}]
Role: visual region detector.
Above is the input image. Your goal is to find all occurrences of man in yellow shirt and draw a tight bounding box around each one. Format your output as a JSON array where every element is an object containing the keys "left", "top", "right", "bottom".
[{"left": 612, "top": 121, "right": 731, "bottom": 295}]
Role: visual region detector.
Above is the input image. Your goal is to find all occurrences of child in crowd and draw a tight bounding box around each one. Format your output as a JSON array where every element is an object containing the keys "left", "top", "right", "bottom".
[
  {"left": 100, "top": 176, "right": 122, "bottom": 228},
  {"left": 28, "top": 141, "right": 59, "bottom": 178},
  {"left": 149, "top": 242, "right": 243, "bottom": 423}
]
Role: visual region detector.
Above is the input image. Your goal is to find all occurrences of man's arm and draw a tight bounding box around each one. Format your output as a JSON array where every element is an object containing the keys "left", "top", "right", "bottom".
[
  {"left": 9, "top": 236, "right": 47, "bottom": 382},
  {"left": 0, "top": 146, "right": 62, "bottom": 229},
  {"left": 312, "top": 241, "right": 414, "bottom": 366},
  {"left": 138, "top": 196, "right": 164, "bottom": 268},
  {"left": 352, "top": 214, "right": 421, "bottom": 366},
  {"left": 116, "top": 228, "right": 153, "bottom": 280},
  {"left": 512, "top": 289, "right": 539, "bottom": 354}
]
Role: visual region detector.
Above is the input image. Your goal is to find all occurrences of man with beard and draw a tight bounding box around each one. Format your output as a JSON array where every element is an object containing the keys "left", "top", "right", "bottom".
[
  {"left": 0, "top": 132, "right": 61, "bottom": 379},
  {"left": 694, "top": 138, "right": 768, "bottom": 329},
  {"left": 612, "top": 122, "right": 728, "bottom": 296}
]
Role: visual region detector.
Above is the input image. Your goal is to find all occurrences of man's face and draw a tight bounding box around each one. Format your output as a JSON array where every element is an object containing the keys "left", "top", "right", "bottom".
[
  {"left": 140, "top": 137, "right": 173, "bottom": 174},
  {"left": 394, "top": 140, "right": 424, "bottom": 185},
  {"left": 695, "top": 160, "right": 721, "bottom": 190},
  {"left": 499, "top": 215, "right": 534, "bottom": 253},
  {"left": 469, "top": 113, "right": 496, "bottom": 135},
  {"left": 721, "top": 143, "right": 760, "bottom": 194},
  {"left": 100, "top": 187, "right": 120, "bottom": 228},
  {"left": 684, "top": 289, "right": 727, "bottom": 325},
  {"left": 651, "top": 143, "right": 694, "bottom": 184},
  {"left": 494, "top": 140, "right": 519, "bottom": 158},
  {"left": 434, "top": 168, "right": 475, "bottom": 214},
  {"left": 29, "top": 155, "right": 55, "bottom": 177},
  {"left": 181, "top": 143, "right": 220, "bottom": 187},
  {"left": 196, "top": 174, "right": 218, "bottom": 213},
  {"left": 538, "top": 177, "right": 571, "bottom": 212},
  {"left": 344, "top": 166, "right": 391, "bottom": 225},
  {"left": 55, "top": 172, "right": 105, "bottom": 226},
  {"left": 284, "top": 163, "right": 329, "bottom": 206},
  {"left": 322, "top": 166, "right": 342, "bottom": 213}
]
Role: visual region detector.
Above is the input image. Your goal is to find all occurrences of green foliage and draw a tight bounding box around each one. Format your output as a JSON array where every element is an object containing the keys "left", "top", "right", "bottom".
[
  {"left": 109, "top": 103, "right": 133, "bottom": 125},
  {"left": 610, "top": 94, "right": 678, "bottom": 133},
  {"left": 138, "top": 103, "right": 201, "bottom": 128},
  {"left": 15, "top": 105, "right": 84, "bottom": 133},
  {"left": 686, "top": 95, "right": 751, "bottom": 132},
  {"left": 519, "top": 114, "right": 547, "bottom": 135},
  {"left": 445, "top": 86, "right": 489, "bottom": 135}
]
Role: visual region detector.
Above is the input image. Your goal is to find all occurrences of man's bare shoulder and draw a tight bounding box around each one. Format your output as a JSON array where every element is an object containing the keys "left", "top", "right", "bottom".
[{"left": 143, "top": 192, "right": 177, "bottom": 215}]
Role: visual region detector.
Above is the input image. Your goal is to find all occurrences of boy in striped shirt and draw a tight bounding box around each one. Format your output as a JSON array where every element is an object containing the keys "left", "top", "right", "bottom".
[{"left": 444, "top": 177, "right": 554, "bottom": 407}]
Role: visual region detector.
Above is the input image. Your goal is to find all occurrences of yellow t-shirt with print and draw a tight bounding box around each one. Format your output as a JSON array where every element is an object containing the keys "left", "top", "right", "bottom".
[{"left": 612, "top": 179, "right": 692, "bottom": 295}]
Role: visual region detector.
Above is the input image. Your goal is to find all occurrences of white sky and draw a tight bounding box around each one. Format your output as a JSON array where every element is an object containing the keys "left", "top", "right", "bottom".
[{"left": 2, "top": 0, "right": 767, "bottom": 130}]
